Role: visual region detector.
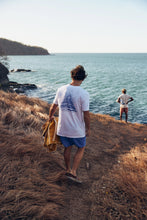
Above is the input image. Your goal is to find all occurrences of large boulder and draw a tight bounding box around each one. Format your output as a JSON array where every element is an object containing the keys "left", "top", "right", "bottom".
[{"left": 0, "top": 62, "right": 9, "bottom": 84}]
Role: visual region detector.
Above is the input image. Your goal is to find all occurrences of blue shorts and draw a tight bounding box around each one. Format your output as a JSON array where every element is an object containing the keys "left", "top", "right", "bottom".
[{"left": 60, "top": 136, "right": 86, "bottom": 148}]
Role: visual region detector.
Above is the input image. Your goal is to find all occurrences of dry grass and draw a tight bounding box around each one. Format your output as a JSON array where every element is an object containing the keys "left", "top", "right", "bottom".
[
  {"left": 0, "top": 91, "right": 65, "bottom": 220},
  {"left": 0, "top": 90, "right": 147, "bottom": 220},
  {"left": 95, "top": 144, "right": 147, "bottom": 220}
]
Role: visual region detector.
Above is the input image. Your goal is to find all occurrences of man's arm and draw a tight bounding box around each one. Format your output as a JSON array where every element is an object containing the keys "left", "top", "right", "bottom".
[
  {"left": 49, "top": 103, "right": 58, "bottom": 121},
  {"left": 127, "top": 97, "right": 134, "bottom": 104},
  {"left": 84, "top": 111, "right": 90, "bottom": 137},
  {"left": 116, "top": 97, "right": 120, "bottom": 103}
]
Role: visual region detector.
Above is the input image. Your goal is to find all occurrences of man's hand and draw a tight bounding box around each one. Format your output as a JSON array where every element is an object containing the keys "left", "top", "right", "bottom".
[{"left": 49, "top": 116, "right": 54, "bottom": 122}]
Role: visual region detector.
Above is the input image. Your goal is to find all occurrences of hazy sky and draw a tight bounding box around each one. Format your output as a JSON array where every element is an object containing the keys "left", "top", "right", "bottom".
[{"left": 0, "top": 0, "right": 147, "bottom": 53}]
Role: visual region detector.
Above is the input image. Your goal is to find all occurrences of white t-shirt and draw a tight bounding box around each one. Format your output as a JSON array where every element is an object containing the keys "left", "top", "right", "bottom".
[
  {"left": 53, "top": 84, "right": 89, "bottom": 138},
  {"left": 118, "top": 94, "right": 131, "bottom": 108}
]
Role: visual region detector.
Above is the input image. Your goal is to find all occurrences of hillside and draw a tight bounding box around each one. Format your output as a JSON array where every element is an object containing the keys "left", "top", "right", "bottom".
[
  {"left": 0, "top": 90, "right": 147, "bottom": 220},
  {"left": 0, "top": 38, "right": 49, "bottom": 55}
]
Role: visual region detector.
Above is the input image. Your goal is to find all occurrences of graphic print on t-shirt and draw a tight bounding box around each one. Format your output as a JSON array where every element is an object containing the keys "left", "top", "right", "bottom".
[
  {"left": 120, "top": 99, "right": 125, "bottom": 105},
  {"left": 61, "top": 93, "right": 77, "bottom": 112}
]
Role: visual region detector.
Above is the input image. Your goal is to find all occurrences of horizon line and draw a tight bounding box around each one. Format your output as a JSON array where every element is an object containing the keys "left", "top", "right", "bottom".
[{"left": 50, "top": 52, "right": 147, "bottom": 54}]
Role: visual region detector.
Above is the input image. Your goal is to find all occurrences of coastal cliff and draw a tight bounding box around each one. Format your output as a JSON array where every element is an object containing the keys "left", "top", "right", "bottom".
[
  {"left": 0, "top": 62, "right": 37, "bottom": 93},
  {"left": 0, "top": 91, "right": 147, "bottom": 219},
  {"left": 0, "top": 38, "right": 49, "bottom": 55}
]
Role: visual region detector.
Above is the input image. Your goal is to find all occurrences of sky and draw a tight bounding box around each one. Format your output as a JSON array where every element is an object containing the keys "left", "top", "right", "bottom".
[{"left": 0, "top": 0, "right": 147, "bottom": 53}]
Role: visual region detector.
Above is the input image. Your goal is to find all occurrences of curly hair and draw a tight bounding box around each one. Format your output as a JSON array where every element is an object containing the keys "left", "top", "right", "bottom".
[{"left": 71, "top": 65, "right": 87, "bottom": 81}]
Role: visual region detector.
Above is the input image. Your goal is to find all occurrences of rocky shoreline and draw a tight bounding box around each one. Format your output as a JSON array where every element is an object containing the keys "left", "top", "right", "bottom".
[{"left": 0, "top": 62, "right": 37, "bottom": 93}]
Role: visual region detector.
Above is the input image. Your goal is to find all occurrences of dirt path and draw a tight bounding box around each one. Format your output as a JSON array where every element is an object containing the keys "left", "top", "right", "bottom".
[{"left": 60, "top": 113, "right": 147, "bottom": 219}]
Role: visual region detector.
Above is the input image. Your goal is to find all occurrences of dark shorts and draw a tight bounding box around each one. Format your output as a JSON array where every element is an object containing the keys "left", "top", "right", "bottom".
[
  {"left": 60, "top": 136, "right": 86, "bottom": 148},
  {"left": 120, "top": 107, "right": 128, "bottom": 114}
]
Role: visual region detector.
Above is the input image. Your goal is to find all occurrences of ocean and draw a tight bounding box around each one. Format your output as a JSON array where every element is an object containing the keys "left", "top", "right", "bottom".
[{"left": 7, "top": 53, "right": 147, "bottom": 124}]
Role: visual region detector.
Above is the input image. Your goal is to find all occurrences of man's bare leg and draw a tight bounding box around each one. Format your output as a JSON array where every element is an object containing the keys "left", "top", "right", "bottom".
[
  {"left": 64, "top": 146, "right": 72, "bottom": 172},
  {"left": 120, "top": 113, "right": 122, "bottom": 121},
  {"left": 125, "top": 112, "right": 128, "bottom": 123},
  {"left": 71, "top": 147, "right": 85, "bottom": 177}
]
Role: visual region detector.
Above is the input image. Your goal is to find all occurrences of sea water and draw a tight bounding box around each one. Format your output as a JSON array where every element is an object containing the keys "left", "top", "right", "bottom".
[{"left": 7, "top": 53, "right": 147, "bottom": 124}]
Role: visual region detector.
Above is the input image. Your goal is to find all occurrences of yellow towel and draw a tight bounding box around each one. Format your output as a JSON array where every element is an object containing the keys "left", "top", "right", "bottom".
[{"left": 42, "top": 117, "right": 61, "bottom": 152}]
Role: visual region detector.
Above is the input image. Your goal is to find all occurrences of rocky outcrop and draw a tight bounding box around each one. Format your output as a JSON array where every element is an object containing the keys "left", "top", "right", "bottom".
[
  {"left": 0, "top": 62, "right": 9, "bottom": 84},
  {"left": 10, "top": 69, "right": 32, "bottom": 72},
  {"left": 0, "top": 62, "right": 37, "bottom": 93},
  {"left": 8, "top": 81, "right": 37, "bottom": 93},
  {"left": 0, "top": 38, "right": 50, "bottom": 55}
]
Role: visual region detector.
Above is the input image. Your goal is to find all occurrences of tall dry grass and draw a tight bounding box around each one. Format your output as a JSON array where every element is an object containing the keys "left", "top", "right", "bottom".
[
  {"left": 0, "top": 91, "right": 65, "bottom": 219},
  {"left": 1, "top": 90, "right": 147, "bottom": 220},
  {"left": 96, "top": 144, "right": 147, "bottom": 220}
]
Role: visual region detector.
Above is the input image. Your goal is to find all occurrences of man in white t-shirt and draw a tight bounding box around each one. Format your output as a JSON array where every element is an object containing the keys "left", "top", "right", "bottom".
[
  {"left": 48, "top": 65, "right": 90, "bottom": 182},
  {"left": 117, "top": 88, "right": 133, "bottom": 122}
]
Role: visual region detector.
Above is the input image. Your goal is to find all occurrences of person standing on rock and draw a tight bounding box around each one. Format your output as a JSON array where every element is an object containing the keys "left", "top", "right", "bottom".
[
  {"left": 116, "top": 88, "right": 134, "bottom": 123},
  {"left": 48, "top": 65, "right": 90, "bottom": 182}
]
